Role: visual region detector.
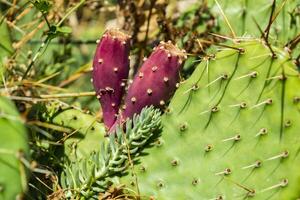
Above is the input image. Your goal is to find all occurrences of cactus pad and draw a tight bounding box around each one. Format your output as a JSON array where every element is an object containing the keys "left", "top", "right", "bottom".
[
  {"left": 0, "top": 97, "right": 29, "bottom": 200},
  {"left": 51, "top": 108, "right": 105, "bottom": 160},
  {"left": 119, "top": 40, "right": 300, "bottom": 199}
]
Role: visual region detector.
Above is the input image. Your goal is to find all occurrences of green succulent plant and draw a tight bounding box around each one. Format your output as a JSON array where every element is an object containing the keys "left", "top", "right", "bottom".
[{"left": 59, "top": 106, "right": 162, "bottom": 199}]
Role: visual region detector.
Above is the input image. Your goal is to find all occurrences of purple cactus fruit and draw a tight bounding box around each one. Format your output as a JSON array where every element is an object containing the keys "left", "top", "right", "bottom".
[
  {"left": 121, "top": 41, "right": 186, "bottom": 121},
  {"left": 92, "top": 29, "right": 131, "bottom": 129}
]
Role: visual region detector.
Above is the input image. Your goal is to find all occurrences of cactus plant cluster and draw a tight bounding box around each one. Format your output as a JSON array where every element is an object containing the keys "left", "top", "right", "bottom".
[
  {"left": 118, "top": 40, "right": 300, "bottom": 199},
  {"left": 25, "top": 2, "right": 298, "bottom": 199},
  {"left": 92, "top": 29, "right": 186, "bottom": 132}
]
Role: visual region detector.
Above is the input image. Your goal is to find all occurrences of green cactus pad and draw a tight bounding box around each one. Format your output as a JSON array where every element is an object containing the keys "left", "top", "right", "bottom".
[
  {"left": 51, "top": 108, "right": 106, "bottom": 160},
  {"left": 0, "top": 97, "right": 29, "bottom": 200},
  {"left": 120, "top": 40, "right": 300, "bottom": 199},
  {"left": 210, "top": 0, "right": 299, "bottom": 42}
]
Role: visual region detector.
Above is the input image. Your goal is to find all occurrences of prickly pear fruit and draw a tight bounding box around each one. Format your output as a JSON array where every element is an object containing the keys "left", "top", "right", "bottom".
[
  {"left": 121, "top": 41, "right": 186, "bottom": 121},
  {"left": 92, "top": 29, "right": 131, "bottom": 129}
]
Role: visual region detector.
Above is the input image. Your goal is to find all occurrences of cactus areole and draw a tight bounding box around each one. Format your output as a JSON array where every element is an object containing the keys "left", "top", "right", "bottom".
[
  {"left": 92, "top": 29, "right": 130, "bottom": 129},
  {"left": 122, "top": 41, "right": 186, "bottom": 121}
]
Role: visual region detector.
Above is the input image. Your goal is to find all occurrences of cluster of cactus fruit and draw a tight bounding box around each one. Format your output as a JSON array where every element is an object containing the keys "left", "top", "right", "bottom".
[{"left": 92, "top": 28, "right": 187, "bottom": 132}]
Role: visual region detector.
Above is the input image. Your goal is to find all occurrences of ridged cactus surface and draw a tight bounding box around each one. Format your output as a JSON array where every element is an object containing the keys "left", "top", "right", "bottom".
[
  {"left": 0, "top": 97, "right": 29, "bottom": 200},
  {"left": 120, "top": 40, "right": 300, "bottom": 199}
]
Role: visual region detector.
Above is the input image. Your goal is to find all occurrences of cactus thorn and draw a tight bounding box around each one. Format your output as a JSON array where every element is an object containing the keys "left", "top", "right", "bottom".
[
  {"left": 171, "top": 159, "right": 179, "bottom": 166},
  {"left": 152, "top": 66, "right": 158, "bottom": 72},
  {"left": 251, "top": 98, "right": 273, "bottom": 109},
  {"left": 139, "top": 72, "right": 144, "bottom": 78},
  {"left": 205, "top": 144, "right": 213, "bottom": 152},
  {"left": 285, "top": 120, "right": 292, "bottom": 127},
  {"left": 131, "top": 97, "right": 136, "bottom": 104},
  {"left": 240, "top": 102, "right": 247, "bottom": 108},
  {"left": 179, "top": 123, "right": 187, "bottom": 132},
  {"left": 147, "top": 89, "right": 153, "bottom": 96},
  {"left": 192, "top": 178, "right": 199, "bottom": 186},
  {"left": 293, "top": 96, "right": 300, "bottom": 103},
  {"left": 222, "top": 74, "right": 228, "bottom": 80},
  {"left": 261, "top": 179, "right": 288, "bottom": 193},
  {"left": 163, "top": 77, "right": 169, "bottom": 83},
  {"left": 242, "top": 160, "right": 262, "bottom": 169},
  {"left": 211, "top": 106, "right": 219, "bottom": 113},
  {"left": 98, "top": 58, "right": 103, "bottom": 64},
  {"left": 157, "top": 181, "right": 164, "bottom": 188},
  {"left": 255, "top": 128, "right": 268, "bottom": 137},
  {"left": 215, "top": 168, "right": 231, "bottom": 176},
  {"left": 266, "top": 151, "right": 289, "bottom": 161},
  {"left": 222, "top": 134, "right": 241, "bottom": 142}
]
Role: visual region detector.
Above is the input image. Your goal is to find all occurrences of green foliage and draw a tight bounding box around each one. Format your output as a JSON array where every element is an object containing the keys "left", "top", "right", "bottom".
[
  {"left": 60, "top": 106, "right": 162, "bottom": 199},
  {"left": 0, "top": 19, "right": 13, "bottom": 81},
  {"left": 119, "top": 40, "right": 300, "bottom": 199},
  {"left": 0, "top": 97, "right": 29, "bottom": 200},
  {"left": 31, "top": 0, "right": 52, "bottom": 14}
]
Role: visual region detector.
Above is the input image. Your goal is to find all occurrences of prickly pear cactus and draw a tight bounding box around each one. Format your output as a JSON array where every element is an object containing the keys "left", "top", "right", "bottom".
[
  {"left": 0, "top": 97, "right": 29, "bottom": 200},
  {"left": 119, "top": 40, "right": 300, "bottom": 199},
  {"left": 92, "top": 28, "right": 131, "bottom": 130},
  {"left": 51, "top": 108, "right": 105, "bottom": 160}
]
